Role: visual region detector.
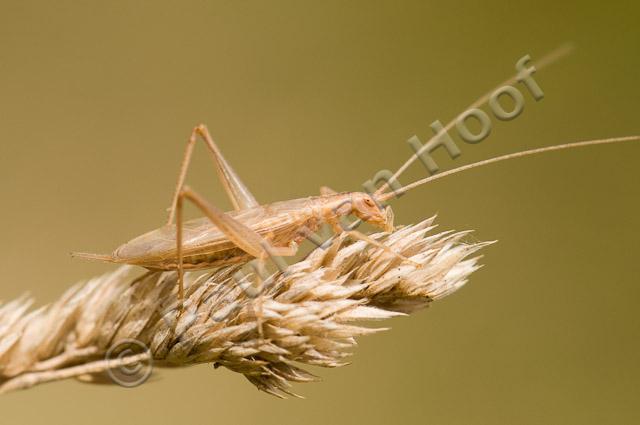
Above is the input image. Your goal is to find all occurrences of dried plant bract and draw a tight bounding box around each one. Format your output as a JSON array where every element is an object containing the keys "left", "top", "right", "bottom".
[{"left": 0, "top": 218, "right": 490, "bottom": 397}]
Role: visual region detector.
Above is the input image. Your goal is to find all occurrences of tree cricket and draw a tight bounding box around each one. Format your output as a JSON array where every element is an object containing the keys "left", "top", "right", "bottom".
[
  {"left": 73, "top": 51, "right": 639, "bottom": 329},
  {"left": 73, "top": 123, "right": 406, "bottom": 301}
]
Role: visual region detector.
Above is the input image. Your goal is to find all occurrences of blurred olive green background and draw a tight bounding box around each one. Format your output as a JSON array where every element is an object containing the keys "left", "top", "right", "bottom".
[{"left": 1, "top": 1, "right": 638, "bottom": 424}]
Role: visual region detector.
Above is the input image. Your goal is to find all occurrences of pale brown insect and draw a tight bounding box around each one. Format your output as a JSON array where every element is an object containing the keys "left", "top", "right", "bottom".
[
  {"left": 73, "top": 124, "right": 403, "bottom": 304},
  {"left": 73, "top": 48, "right": 639, "bottom": 318},
  {"left": 74, "top": 123, "right": 638, "bottom": 304}
]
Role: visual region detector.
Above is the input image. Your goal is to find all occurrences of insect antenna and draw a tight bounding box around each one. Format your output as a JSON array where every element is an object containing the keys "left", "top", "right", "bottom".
[
  {"left": 374, "top": 43, "right": 574, "bottom": 197},
  {"left": 375, "top": 135, "right": 640, "bottom": 202}
]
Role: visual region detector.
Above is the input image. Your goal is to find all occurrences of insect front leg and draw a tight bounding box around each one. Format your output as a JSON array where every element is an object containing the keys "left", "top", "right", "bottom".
[
  {"left": 344, "top": 229, "right": 421, "bottom": 268},
  {"left": 324, "top": 207, "right": 418, "bottom": 267},
  {"left": 383, "top": 205, "right": 395, "bottom": 232}
]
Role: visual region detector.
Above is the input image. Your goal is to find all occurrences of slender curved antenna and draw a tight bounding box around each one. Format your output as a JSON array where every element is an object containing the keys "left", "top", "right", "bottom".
[
  {"left": 375, "top": 135, "right": 640, "bottom": 202},
  {"left": 374, "top": 43, "right": 574, "bottom": 197}
]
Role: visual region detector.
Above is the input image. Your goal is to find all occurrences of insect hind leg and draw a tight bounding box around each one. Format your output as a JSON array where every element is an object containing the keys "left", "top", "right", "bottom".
[
  {"left": 174, "top": 186, "right": 298, "bottom": 332},
  {"left": 167, "top": 124, "right": 259, "bottom": 226}
]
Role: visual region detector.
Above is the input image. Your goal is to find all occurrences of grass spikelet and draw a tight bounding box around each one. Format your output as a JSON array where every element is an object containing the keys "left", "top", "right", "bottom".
[{"left": 0, "top": 217, "right": 492, "bottom": 397}]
